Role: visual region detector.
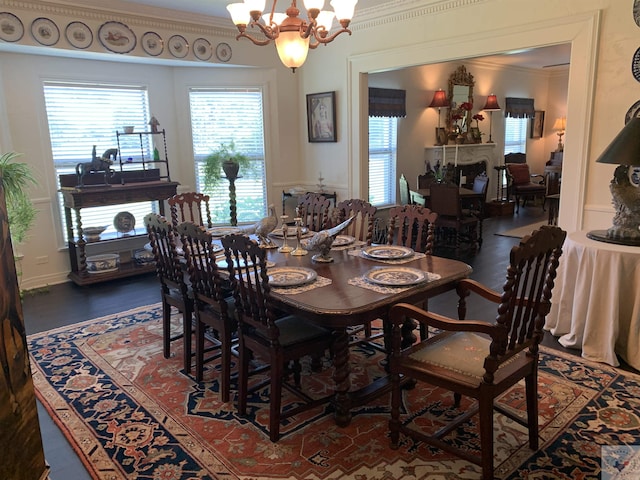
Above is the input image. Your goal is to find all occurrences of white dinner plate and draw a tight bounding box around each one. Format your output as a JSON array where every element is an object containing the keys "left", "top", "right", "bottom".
[
  {"left": 268, "top": 266, "right": 317, "bottom": 287},
  {"left": 207, "top": 227, "right": 241, "bottom": 237},
  {"left": 364, "top": 267, "right": 427, "bottom": 286},
  {"left": 332, "top": 235, "right": 355, "bottom": 247},
  {"left": 361, "top": 245, "right": 414, "bottom": 260}
]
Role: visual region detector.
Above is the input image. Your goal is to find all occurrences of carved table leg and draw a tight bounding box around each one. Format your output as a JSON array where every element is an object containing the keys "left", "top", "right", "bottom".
[{"left": 331, "top": 328, "right": 352, "bottom": 427}]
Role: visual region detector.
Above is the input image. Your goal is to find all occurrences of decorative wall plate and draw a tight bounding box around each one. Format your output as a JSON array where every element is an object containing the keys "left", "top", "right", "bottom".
[
  {"left": 113, "top": 211, "right": 136, "bottom": 233},
  {"left": 268, "top": 266, "right": 317, "bottom": 287},
  {"left": 98, "top": 21, "right": 136, "bottom": 54},
  {"left": 625, "top": 100, "right": 640, "bottom": 124},
  {"left": 635, "top": 0, "right": 640, "bottom": 27},
  {"left": 0, "top": 12, "right": 24, "bottom": 42},
  {"left": 168, "top": 35, "right": 188, "bottom": 58},
  {"left": 364, "top": 267, "right": 427, "bottom": 286},
  {"left": 216, "top": 42, "right": 232, "bottom": 62},
  {"left": 65, "top": 21, "right": 92, "bottom": 49},
  {"left": 31, "top": 17, "right": 59, "bottom": 46},
  {"left": 193, "top": 38, "right": 212, "bottom": 61},
  {"left": 141, "top": 31, "right": 163, "bottom": 56},
  {"left": 633, "top": 47, "right": 640, "bottom": 83}
]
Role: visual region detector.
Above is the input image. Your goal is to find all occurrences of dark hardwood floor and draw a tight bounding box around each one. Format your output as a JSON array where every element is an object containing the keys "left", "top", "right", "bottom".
[{"left": 21, "top": 203, "right": 632, "bottom": 480}]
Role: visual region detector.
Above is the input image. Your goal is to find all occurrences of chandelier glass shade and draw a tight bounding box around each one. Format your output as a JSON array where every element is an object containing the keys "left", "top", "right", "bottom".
[{"left": 226, "top": 0, "right": 357, "bottom": 72}]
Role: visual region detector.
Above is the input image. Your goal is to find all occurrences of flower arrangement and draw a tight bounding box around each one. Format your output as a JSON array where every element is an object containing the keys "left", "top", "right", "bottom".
[{"left": 472, "top": 113, "right": 484, "bottom": 128}]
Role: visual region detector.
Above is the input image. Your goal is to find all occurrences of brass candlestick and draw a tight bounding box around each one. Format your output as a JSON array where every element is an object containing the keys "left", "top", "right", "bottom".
[
  {"left": 291, "top": 217, "right": 308, "bottom": 256},
  {"left": 278, "top": 215, "right": 293, "bottom": 253}
]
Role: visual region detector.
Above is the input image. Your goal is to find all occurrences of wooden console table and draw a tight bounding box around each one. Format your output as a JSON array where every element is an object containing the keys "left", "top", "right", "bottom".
[{"left": 60, "top": 180, "right": 179, "bottom": 285}]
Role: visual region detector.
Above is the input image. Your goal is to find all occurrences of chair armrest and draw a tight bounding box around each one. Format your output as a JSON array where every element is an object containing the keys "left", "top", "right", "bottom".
[
  {"left": 530, "top": 173, "right": 545, "bottom": 184},
  {"left": 389, "top": 303, "right": 496, "bottom": 335},
  {"left": 457, "top": 278, "right": 502, "bottom": 303}
]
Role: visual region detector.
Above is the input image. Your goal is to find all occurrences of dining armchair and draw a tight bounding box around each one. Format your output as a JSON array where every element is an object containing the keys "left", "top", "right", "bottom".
[
  {"left": 334, "top": 198, "right": 377, "bottom": 244},
  {"left": 296, "top": 192, "right": 332, "bottom": 231},
  {"left": 386, "top": 204, "right": 438, "bottom": 254},
  {"left": 505, "top": 156, "right": 546, "bottom": 213},
  {"left": 144, "top": 213, "right": 194, "bottom": 374},
  {"left": 388, "top": 225, "right": 566, "bottom": 480},
  {"left": 220, "top": 234, "right": 335, "bottom": 442},
  {"left": 168, "top": 191, "right": 213, "bottom": 228},
  {"left": 177, "top": 221, "right": 237, "bottom": 399},
  {"left": 429, "top": 182, "right": 480, "bottom": 255}
]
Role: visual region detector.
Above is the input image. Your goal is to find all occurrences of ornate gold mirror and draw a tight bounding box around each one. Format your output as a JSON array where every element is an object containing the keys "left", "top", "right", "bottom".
[{"left": 447, "top": 65, "right": 475, "bottom": 134}]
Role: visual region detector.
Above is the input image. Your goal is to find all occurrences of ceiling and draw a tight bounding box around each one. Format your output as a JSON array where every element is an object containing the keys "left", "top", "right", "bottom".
[{"left": 110, "top": 0, "right": 571, "bottom": 70}]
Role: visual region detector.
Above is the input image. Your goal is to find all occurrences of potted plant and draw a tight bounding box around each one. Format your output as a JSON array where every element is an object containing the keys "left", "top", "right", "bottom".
[
  {"left": 202, "top": 141, "right": 253, "bottom": 188},
  {"left": 0, "top": 151, "right": 37, "bottom": 245}
]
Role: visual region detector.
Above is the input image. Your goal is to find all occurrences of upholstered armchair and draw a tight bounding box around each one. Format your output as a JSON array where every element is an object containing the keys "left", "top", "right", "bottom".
[{"left": 505, "top": 156, "right": 545, "bottom": 213}]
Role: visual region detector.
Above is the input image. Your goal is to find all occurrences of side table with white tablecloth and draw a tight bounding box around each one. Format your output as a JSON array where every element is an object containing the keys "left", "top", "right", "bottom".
[{"left": 545, "top": 230, "right": 640, "bottom": 370}]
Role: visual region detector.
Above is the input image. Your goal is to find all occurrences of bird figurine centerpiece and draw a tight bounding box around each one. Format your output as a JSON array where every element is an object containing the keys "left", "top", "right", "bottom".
[
  {"left": 240, "top": 204, "right": 278, "bottom": 248},
  {"left": 304, "top": 214, "right": 356, "bottom": 263}
]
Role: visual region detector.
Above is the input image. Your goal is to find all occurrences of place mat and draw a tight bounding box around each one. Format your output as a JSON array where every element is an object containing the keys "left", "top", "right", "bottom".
[
  {"left": 348, "top": 271, "right": 441, "bottom": 294},
  {"left": 348, "top": 248, "right": 426, "bottom": 264},
  {"left": 271, "top": 274, "right": 331, "bottom": 295}
]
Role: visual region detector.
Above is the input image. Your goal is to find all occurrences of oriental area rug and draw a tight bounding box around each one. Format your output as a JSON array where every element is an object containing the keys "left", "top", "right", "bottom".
[{"left": 28, "top": 304, "right": 640, "bottom": 479}]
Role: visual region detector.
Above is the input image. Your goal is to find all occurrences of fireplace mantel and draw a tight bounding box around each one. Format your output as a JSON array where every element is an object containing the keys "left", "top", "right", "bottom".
[{"left": 424, "top": 143, "right": 497, "bottom": 168}]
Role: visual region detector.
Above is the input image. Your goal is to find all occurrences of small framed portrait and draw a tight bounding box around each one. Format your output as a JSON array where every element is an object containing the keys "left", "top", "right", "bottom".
[
  {"left": 530, "top": 110, "right": 545, "bottom": 139},
  {"left": 469, "top": 126, "right": 482, "bottom": 143},
  {"left": 307, "top": 91, "right": 337, "bottom": 142},
  {"left": 435, "top": 127, "right": 448, "bottom": 146}
]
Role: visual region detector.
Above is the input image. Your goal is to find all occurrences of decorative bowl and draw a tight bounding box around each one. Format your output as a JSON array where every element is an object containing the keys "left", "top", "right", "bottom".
[
  {"left": 122, "top": 126, "right": 135, "bottom": 133},
  {"left": 133, "top": 248, "right": 155, "bottom": 265},
  {"left": 83, "top": 226, "right": 108, "bottom": 242},
  {"left": 86, "top": 253, "right": 119, "bottom": 274}
]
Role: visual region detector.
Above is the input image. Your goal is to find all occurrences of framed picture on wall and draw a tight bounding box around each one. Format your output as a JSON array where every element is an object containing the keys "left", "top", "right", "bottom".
[
  {"left": 435, "top": 127, "right": 448, "bottom": 146},
  {"left": 530, "top": 110, "right": 545, "bottom": 138},
  {"left": 307, "top": 91, "right": 337, "bottom": 142}
]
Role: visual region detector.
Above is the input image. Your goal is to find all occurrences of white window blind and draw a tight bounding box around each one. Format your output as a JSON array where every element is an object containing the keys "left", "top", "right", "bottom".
[
  {"left": 504, "top": 117, "right": 528, "bottom": 155},
  {"left": 368, "top": 116, "right": 397, "bottom": 206},
  {"left": 43, "top": 82, "right": 156, "bottom": 242},
  {"left": 189, "top": 88, "right": 267, "bottom": 224}
]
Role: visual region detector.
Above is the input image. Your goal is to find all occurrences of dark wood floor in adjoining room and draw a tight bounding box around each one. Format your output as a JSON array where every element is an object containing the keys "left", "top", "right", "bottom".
[{"left": 21, "top": 204, "right": 628, "bottom": 480}]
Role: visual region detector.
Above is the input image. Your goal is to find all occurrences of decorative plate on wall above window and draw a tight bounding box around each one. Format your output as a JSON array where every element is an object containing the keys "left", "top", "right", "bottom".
[
  {"left": 634, "top": 0, "right": 640, "bottom": 27},
  {"left": 633, "top": 47, "right": 640, "bottom": 82},
  {"left": 31, "top": 17, "right": 59, "bottom": 46},
  {"left": 193, "top": 38, "right": 212, "bottom": 61},
  {"left": 216, "top": 42, "right": 232, "bottom": 62},
  {"left": 141, "top": 31, "right": 163, "bottom": 56},
  {"left": 98, "top": 21, "right": 136, "bottom": 54},
  {"left": 65, "top": 21, "right": 92, "bottom": 49},
  {"left": 168, "top": 35, "right": 188, "bottom": 58},
  {"left": 0, "top": 12, "right": 23, "bottom": 42}
]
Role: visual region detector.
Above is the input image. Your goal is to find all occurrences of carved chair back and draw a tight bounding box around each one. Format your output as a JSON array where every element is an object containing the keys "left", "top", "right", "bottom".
[
  {"left": 335, "top": 198, "right": 377, "bottom": 244},
  {"left": 168, "top": 192, "right": 213, "bottom": 228},
  {"left": 296, "top": 192, "right": 332, "bottom": 231},
  {"left": 387, "top": 204, "right": 438, "bottom": 254}
]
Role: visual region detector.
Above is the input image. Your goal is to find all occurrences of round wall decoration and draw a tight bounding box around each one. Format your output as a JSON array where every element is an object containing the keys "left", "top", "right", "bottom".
[
  {"left": 216, "top": 42, "right": 232, "bottom": 62},
  {"left": 634, "top": 0, "right": 640, "bottom": 27},
  {"left": 168, "top": 35, "right": 188, "bottom": 58},
  {"left": 141, "top": 31, "right": 163, "bottom": 56},
  {"left": 633, "top": 47, "right": 640, "bottom": 83},
  {"left": 0, "top": 12, "right": 24, "bottom": 42},
  {"left": 625, "top": 99, "right": 640, "bottom": 124},
  {"left": 31, "top": 17, "right": 59, "bottom": 46},
  {"left": 114, "top": 211, "right": 136, "bottom": 233},
  {"left": 65, "top": 21, "right": 92, "bottom": 49},
  {"left": 193, "top": 38, "right": 212, "bottom": 61},
  {"left": 98, "top": 21, "right": 136, "bottom": 54}
]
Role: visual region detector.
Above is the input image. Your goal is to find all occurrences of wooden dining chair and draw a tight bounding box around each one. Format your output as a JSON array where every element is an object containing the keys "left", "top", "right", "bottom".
[
  {"left": 221, "top": 233, "right": 335, "bottom": 442},
  {"left": 176, "top": 221, "right": 237, "bottom": 399},
  {"left": 144, "top": 213, "right": 194, "bottom": 374},
  {"left": 429, "top": 182, "right": 480, "bottom": 255},
  {"left": 296, "top": 192, "right": 332, "bottom": 231},
  {"left": 462, "top": 173, "right": 489, "bottom": 245},
  {"left": 168, "top": 192, "right": 213, "bottom": 228},
  {"left": 386, "top": 204, "right": 438, "bottom": 254},
  {"left": 334, "top": 198, "right": 377, "bottom": 244},
  {"left": 389, "top": 225, "right": 566, "bottom": 480}
]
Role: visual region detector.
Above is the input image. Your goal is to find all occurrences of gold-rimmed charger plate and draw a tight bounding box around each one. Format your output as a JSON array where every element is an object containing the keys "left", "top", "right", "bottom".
[
  {"left": 364, "top": 267, "right": 427, "bottom": 286},
  {"left": 361, "top": 245, "right": 414, "bottom": 260},
  {"left": 268, "top": 266, "right": 317, "bottom": 287}
]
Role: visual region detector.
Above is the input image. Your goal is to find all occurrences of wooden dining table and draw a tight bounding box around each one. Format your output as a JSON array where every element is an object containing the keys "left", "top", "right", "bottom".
[
  {"left": 258, "top": 242, "right": 472, "bottom": 427},
  {"left": 411, "top": 186, "right": 485, "bottom": 209}
]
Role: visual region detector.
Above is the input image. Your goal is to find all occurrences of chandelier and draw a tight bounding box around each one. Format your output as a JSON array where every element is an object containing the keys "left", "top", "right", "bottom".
[{"left": 226, "top": 0, "right": 358, "bottom": 72}]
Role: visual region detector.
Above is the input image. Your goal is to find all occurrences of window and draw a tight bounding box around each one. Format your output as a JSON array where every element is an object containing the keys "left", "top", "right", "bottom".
[
  {"left": 189, "top": 88, "right": 267, "bottom": 224},
  {"left": 368, "top": 116, "right": 397, "bottom": 206},
  {"left": 43, "top": 82, "right": 156, "bottom": 242},
  {"left": 503, "top": 116, "right": 528, "bottom": 155}
]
